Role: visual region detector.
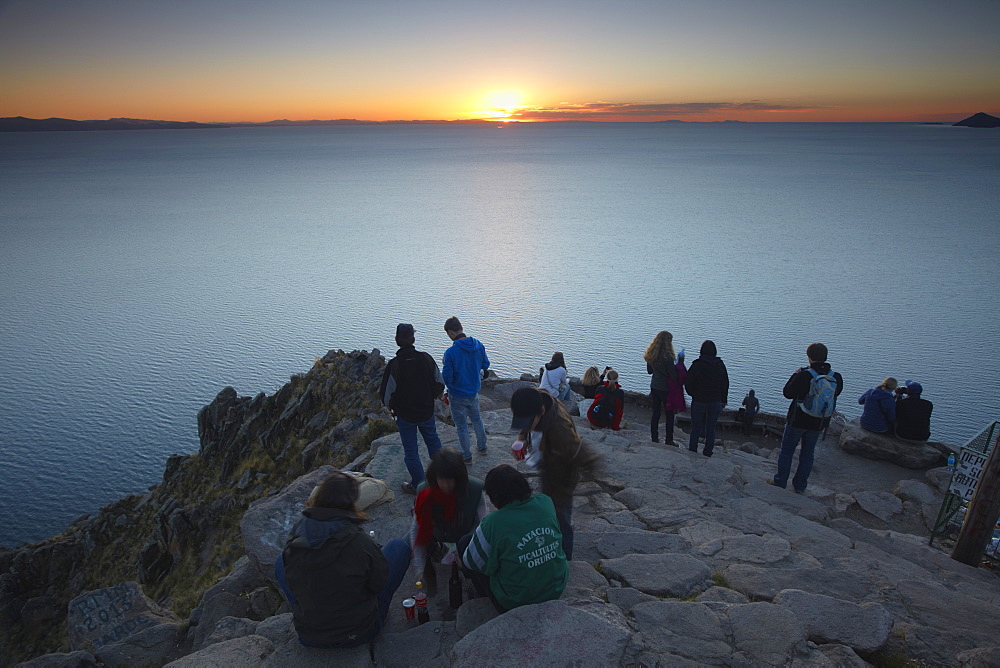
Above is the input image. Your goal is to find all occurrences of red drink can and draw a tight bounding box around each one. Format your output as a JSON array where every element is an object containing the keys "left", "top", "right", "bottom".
[{"left": 403, "top": 598, "right": 416, "bottom": 620}]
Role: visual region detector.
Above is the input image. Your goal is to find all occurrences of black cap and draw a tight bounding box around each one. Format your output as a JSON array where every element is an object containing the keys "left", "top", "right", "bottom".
[
  {"left": 395, "top": 323, "right": 415, "bottom": 338},
  {"left": 510, "top": 387, "right": 543, "bottom": 431}
]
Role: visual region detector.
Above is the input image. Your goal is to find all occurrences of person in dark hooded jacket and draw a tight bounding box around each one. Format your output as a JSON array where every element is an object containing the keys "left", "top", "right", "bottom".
[
  {"left": 684, "top": 340, "right": 729, "bottom": 457},
  {"left": 275, "top": 472, "right": 410, "bottom": 648}
]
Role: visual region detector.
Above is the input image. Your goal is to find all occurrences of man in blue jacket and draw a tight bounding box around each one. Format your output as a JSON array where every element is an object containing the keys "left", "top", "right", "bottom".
[{"left": 442, "top": 316, "right": 490, "bottom": 462}]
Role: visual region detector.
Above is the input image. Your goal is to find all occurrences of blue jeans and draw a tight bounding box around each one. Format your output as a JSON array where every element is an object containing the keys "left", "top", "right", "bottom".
[
  {"left": 773, "top": 423, "right": 821, "bottom": 492},
  {"left": 688, "top": 401, "right": 722, "bottom": 456},
  {"left": 555, "top": 385, "right": 572, "bottom": 401},
  {"left": 449, "top": 394, "right": 487, "bottom": 458},
  {"left": 397, "top": 415, "right": 443, "bottom": 487},
  {"left": 275, "top": 537, "right": 411, "bottom": 647}
]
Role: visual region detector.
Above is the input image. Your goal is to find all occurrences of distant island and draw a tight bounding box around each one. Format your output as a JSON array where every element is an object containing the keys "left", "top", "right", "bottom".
[{"left": 953, "top": 112, "right": 1000, "bottom": 128}]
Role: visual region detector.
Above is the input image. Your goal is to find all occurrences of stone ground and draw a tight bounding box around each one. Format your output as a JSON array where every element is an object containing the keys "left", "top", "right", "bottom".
[{"left": 32, "top": 385, "right": 1000, "bottom": 667}]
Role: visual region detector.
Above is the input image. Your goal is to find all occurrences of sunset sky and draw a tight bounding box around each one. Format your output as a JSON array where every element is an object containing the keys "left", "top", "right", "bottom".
[{"left": 2, "top": 0, "right": 998, "bottom": 123}]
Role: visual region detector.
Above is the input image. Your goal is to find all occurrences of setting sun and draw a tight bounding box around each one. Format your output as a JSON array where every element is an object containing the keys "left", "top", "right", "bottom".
[{"left": 475, "top": 90, "right": 527, "bottom": 121}]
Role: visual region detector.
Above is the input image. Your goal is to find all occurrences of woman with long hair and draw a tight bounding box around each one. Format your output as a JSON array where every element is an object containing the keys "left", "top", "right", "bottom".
[
  {"left": 411, "top": 448, "right": 486, "bottom": 590},
  {"left": 275, "top": 472, "right": 410, "bottom": 648},
  {"left": 644, "top": 331, "right": 687, "bottom": 443},
  {"left": 587, "top": 368, "right": 625, "bottom": 430},
  {"left": 540, "top": 351, "right": 571, "bottom": 400},
  {"left": 580, "top": 366, "right": 607, "bottom": 399}
]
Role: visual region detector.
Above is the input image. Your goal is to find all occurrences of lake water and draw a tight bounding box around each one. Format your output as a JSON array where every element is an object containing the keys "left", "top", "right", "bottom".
[{"left": 1, "top": 122, "right": 998, "bottom": 547}]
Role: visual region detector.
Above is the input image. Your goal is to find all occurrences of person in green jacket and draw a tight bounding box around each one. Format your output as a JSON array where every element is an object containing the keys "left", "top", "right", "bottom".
[{"left": 458, "top": 464, "right": 568, "bottom": 612}]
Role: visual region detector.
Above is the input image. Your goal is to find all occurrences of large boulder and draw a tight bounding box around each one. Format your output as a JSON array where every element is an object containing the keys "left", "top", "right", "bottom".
[
  {"left": 839, "top": 419, "right": 943, "bottom": 469},
  {"left": 94, "top": 622, "right": 183, "bottom": 667},
  {"left": 164, "top": 635, "right": 274, "bottom": 668},
  {"left": 66, "top": 582, "right": 178, "bottom": 652},
  {"left": 773, "top": 588, "right": 893, "bottom": 653},
  {"left": 241, "top": 466, "right": 338, "bottom": 579}
]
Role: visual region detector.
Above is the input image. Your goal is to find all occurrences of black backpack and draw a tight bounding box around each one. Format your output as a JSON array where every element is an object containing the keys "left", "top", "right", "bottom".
[{"left": 588, "top": 387, "right": 617, "bottom": 427}]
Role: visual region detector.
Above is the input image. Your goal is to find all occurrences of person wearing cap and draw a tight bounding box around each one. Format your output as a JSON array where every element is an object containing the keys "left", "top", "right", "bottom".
[
  {"left": 380, "top": 323, "right": 445, "bottom": 494},
  {"left": 894, "top": 381, "right": 933, "bottom": 442},
  {"left": 442, "top": 316, "right": 491, "bottom": 462},
  {"left": 509, "top": 386, "right": 600, "bottom": 560}
]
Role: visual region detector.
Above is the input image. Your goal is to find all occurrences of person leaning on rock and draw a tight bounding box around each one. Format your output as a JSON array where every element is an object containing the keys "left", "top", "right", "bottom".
[
  {"left": 458, "top": 464, "right": 568, "bottom": 612},
  {"left": 274, "top": 472, "right": 411, "bottom": 648},
  {"left": 379, "top": 323, "right": 445, "bottom": 495},
  {"left": 894, "top": 380, "right": 933, "bottom": 442},
  {"left": 509, "top": 386, "right": 600, "bottom": 560},
  {"left": 442, "top": 316, "right": 491, "bottom": 463}
]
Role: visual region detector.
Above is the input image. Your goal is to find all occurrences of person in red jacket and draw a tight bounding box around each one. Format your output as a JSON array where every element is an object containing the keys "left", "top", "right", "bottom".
[{"left": 588, "top": 368, "right": 625, "bottom": 430}]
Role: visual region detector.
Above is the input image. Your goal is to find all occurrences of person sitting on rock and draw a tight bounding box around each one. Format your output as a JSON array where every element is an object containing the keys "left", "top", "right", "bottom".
[
  {"left": 894, "top": 380, "right": 933, "bottom": 442},
  {"left": 587, "top": 368, "right": 625, "bottom": 431},
  {"left": 539, "top": 351, "right": 572, "bottom": 401},
  {"left": 458, "top": 464, "right": 568, "bottom": 612},
  {"left": 859, "top": 377, "right": 897, "bottom": 433},
  {"left": 275, "top": 472, "right": 410, "bottom": 648},
  {"left": 580, "top": 365, "right": 608, "bottom": 399},
  {"left": 410, "top": 448, "right": 486, "bottom": 592}
]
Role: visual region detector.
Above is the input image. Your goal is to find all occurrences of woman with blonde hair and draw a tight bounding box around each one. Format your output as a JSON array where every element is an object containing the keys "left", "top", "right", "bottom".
[
  {"left": 644, "top": 331, "right": 687, "bottom": 444},
  {"left": 859, "top": 377, "right": 898, "bottom": 433}
]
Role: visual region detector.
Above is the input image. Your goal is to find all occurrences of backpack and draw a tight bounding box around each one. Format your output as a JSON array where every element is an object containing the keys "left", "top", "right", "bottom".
[
  {"left": 588, "top": 387, "right": 617, "bottom": 427},
  {"left": 798, "top": 368, "right": 837, "bottom": 418}
]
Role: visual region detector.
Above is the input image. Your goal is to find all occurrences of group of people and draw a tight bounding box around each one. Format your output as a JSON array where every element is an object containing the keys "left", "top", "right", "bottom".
[
  {"left": 273, "top": 316, "right": 601, "bottom": 649},
  {"left": 271, "top": 318, "right": 933, "bottom": 650},
  {"left": 858, "top": 377, "right": 933, "bottom": 441}
]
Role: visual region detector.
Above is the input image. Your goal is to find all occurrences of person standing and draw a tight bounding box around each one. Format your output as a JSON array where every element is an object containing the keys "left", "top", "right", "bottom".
[
  {"left": 771, "top": 342, "right": 844, "bottom": 493},
  {"left": 894, "top": 381, "right": 933, "bottom": 441},
  {"left": 442, "top": 316, "right": 491, "bottom": 463},
  {"left": 380, "top": 323, "right": 444, "bottom": 495},
  {"left": 685, "top": 340, "right": 729, "bottom": 457},
  {"left": 644, "top": 331, "right": 686, "bottom": 444},
  {"left": 509, "top": 387, "right": 600, "bottom": 560},
  {"left": 540, "top": 352, "right": 572, "bottom": 400},
  {"left": 741, "top": 389, "right": 760, "bottom": 436}
]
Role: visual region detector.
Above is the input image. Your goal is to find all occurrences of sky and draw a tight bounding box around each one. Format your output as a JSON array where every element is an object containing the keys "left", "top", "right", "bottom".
[{"left": 1, "top": 0, "right": 998, "bottom": 123}]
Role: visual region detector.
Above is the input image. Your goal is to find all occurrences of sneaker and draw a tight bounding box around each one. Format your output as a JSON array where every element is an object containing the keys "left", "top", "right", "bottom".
[
  {"left": 463, "top": 456, "right": 473, "bottom": 464},
  {"left": 400, "top": 482, "right": 417, "bottom": 495},
  {"left": 477, "top": 446, "right": 488, "bottom": 455},
  {"left": 766, "top": 479, "right": 776, "bottom": 486}
]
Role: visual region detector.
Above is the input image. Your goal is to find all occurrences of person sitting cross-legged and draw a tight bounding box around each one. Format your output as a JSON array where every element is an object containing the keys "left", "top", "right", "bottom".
[{"left": 458, "top": 464, "right": 568, "bottom": 612}]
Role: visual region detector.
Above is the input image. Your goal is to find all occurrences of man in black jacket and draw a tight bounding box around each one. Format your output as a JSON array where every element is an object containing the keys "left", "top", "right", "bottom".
[
  {"left": 771, "top": 342, "right": 844, "bottom": 493},
  {"left": 895, "top": 381, "right": 932, "bottom": 441},
  {"left": 380, "top": 323, "right": 445, "bottom": 494}
]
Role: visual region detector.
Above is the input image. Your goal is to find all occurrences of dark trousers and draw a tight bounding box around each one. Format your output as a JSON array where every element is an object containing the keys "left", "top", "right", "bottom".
[
  {"left": 457, "top": 533, "right": 506, "bottom": 613},
  {"left": 649, "top": 388, "right": 675, "bottom": 442}
]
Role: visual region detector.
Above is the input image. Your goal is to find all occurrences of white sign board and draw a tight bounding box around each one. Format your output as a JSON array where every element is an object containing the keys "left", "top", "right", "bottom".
[{"left": 949, "top": 448, "right": 990, "bottom": 500}]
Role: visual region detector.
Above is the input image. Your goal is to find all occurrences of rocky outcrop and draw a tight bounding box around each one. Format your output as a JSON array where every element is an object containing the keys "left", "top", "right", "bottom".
[{"left": 839, "top": 418, "right": 945, "bottom": 468}]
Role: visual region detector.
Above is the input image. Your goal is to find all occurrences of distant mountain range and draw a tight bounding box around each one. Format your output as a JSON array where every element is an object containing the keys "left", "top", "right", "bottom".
[{"left": 1, "top": 113, "right": 997, "bottom": 132}]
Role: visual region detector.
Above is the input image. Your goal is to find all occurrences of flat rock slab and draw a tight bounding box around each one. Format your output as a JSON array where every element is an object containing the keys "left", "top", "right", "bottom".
[
  {"left": 724, "top": 564, "right": 876, "bottom": 603},
  {"left": 253, "top": 613, "right": 371, "bottom": 668},
  {"left": 717, "top": 534, "right": 791, "bottom": 564},
  {"left": 600, "top": 553, "right": 711, "bottom": 597},
  {"left": 14, "top": 651, "right": 99, "bottom": 667},
  {"left": 164, "top": 635, "right": 274, "bottom": 668},
  {"left": 450, "top": 600, "right": 632, "bottom": 667},
  {"left": 67, "top": 582, "right": 177, "bottom": 651},
  {"left": 376, "top": 620, "right": 457, "bottom": 667},
  {"left": 594, "top": 530, "right": 688, "bottom": 559},
  {"left": 853, "top": 490, "right": 903, "bottom": 522},
  {"left": 94, "top": 622, "right": 183, "bottom": 667},
  {"left": 839, "top": 419, "right": 942, "bottom": 469},
  {"left": 774, "top": 588, "right": 893, "bottom": 653},
  {"left": 727, "top": 601, "right": 805, "bottom": 666},
  {"left": 632, "top": 600, "right": 732, "bottom": 663}
]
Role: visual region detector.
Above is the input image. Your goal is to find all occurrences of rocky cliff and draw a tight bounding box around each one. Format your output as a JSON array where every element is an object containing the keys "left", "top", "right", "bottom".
[
  {"left": 0, "top": 349, "right": 393, "bottom": 665},
  {"left": 5, "top": 352, "right": 999, "bottom": 667}
]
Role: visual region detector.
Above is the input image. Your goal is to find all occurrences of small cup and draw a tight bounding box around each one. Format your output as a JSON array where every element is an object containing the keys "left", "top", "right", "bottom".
[
  {"left": 511, "top": 441, "right": 525, "bottom": 461},
  {"left": 403, "top": 598, "right": 416, "bottom": 620}
]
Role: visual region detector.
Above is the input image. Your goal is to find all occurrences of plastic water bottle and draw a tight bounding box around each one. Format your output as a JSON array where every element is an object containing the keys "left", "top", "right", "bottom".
[
  {"left": 415, "top": 581, "right": 429, "bottom": 624},
  {"left": 947, "top": 453, "right": 956, "bottom": 472}
]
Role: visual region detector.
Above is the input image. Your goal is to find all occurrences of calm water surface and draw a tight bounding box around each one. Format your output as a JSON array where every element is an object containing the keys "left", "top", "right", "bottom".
[{"left": 1, "top": 123, "right": 998, "bottom": 546}]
